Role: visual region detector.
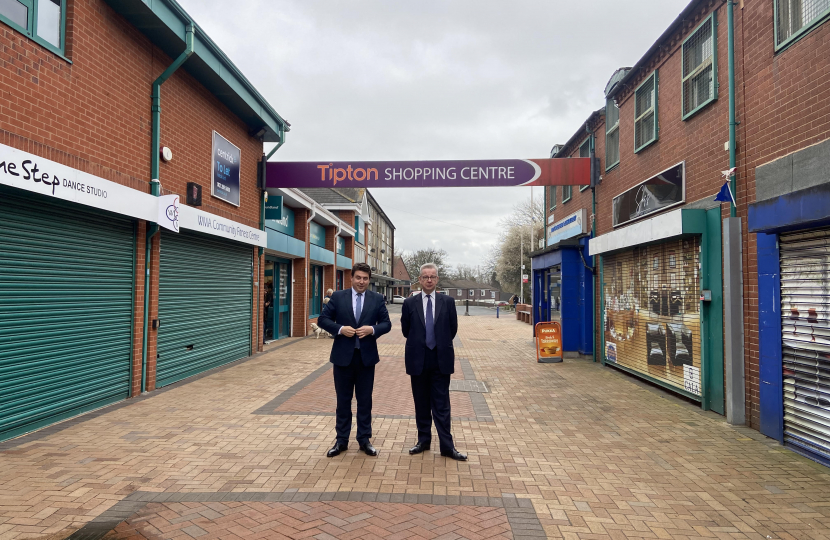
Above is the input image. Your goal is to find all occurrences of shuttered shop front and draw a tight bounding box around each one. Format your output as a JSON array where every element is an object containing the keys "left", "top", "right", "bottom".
[
  {"left": 156, "top": 229, "right": 253, "bottom": 387},
  {"left": 780, "top": 227, "right": 830, "bottom": 463},
  {"left": 603, "top": 237, "right": 702, "bottom": 398},
  {"left": 0, "top": 188, "right": 135, "bottom": 442}
]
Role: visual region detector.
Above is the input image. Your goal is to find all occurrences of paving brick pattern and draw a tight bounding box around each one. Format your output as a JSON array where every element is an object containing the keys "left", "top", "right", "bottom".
[{"left": 3, "top": 311, "right": 830, "bottom": 539}]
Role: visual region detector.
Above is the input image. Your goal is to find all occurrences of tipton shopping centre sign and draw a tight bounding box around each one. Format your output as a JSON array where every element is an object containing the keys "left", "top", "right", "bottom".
[{"left": 266, "top": 158, "right": 593, "bottom": 189}]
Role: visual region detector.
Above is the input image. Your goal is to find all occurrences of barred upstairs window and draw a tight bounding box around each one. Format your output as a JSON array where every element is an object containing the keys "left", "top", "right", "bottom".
[
  {"left": 777, "top": 0, "right": 830, "bottom": 48},
  {"left": 579, "top": 138, "right": 591, "bottom": 191},
  {"left": 605, "top": 98, "right": 620, "bottom": 170},
  {"left": 634, "top": 71, "right": 658, "bottom": 152},
  {"left": 682, "top": 14, "right": 717, "bottom": 119}
]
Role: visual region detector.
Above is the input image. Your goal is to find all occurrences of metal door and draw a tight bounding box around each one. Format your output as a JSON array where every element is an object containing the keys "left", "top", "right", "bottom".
[
  {"left": 779, "top": 227, "right": 830, "bottom": 464},
  {"left": 156, "top": 230, "right": 252, "bottom": 387},
  {"left": 0, "top": 188, "right": 134, "bottom": 441},
  {"left": 277, "top": 262, "right": 291, "bottom": 338}
]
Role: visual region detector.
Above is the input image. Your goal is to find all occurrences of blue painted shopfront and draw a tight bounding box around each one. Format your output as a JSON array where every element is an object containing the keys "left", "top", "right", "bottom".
[{"left": 531, "top": 237, "right": 593, "bottom": 355}]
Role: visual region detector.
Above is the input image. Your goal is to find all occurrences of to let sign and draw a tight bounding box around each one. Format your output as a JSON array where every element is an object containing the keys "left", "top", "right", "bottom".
[
  {"left": 535, "top": 321, "right": 563, "bottom": 363},
  {"left": 212, "top": 131, "right": 241, "bottom": 206}
]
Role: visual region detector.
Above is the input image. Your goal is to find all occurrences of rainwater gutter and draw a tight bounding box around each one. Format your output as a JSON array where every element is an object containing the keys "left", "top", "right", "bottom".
[
  {"left": 140, "top": 23, "right": 195, "bottom": 394},
  {"left": 587, "top": 122, "right": 598, "bottom": 363}
]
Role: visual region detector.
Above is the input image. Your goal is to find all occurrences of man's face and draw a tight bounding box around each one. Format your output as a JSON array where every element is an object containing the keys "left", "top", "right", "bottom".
[
  {"left": 352, "top": 270, "right": 370, "bottom": 293},
  {"left": 419, "top": 268, "right": 439, "bottom": 294}
]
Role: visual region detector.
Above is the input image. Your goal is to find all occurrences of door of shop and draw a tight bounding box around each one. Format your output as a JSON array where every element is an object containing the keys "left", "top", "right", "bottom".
[
  {"left": 0, "top": 188, "right": 135, "bottom": 442},
  {"left": 275, "top": 261, "right": 291, "bottom": 338},
  {"left": 156, "top": 230, "right": 253, "bottom": 387},
  {"left": 779, "top": 227, "right": 830, "bottom": 463}
]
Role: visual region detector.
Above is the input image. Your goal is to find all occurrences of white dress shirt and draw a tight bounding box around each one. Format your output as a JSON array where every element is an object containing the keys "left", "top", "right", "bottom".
[
  {"left": 421, "top": 291, "right": 437, "bottom": 320},
  {"left": 338, "top": 288, "right": 374, "bottom": 335}
]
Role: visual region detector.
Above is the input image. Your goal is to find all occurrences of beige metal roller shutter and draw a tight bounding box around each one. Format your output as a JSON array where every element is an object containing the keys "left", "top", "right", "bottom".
[
  {"left": 780, "top": 227, "right": 830, "bottom": 462},
  {"left": 603, "top": 237, "right": 702, "bottom": 397}
]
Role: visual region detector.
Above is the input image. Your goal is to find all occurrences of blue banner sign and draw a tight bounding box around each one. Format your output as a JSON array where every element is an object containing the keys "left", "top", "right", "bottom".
[
  {"left": 310, "top": 221, "right": 326, "bottom": 247},
  {"left": 212, "top": 131, "right": 241, "bottom": 206}
]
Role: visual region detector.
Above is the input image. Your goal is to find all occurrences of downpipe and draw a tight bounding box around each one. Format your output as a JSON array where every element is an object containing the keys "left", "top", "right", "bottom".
[
  {"left": 305, "top": 207, "right": 317, "bottom": 336},
  {"left": 140, "top": 23, "right": 195, "bottom": 394}
]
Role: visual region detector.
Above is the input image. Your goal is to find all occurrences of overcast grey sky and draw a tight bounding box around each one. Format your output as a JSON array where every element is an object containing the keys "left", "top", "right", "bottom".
[{"left": 178, "top": 0, "right": 689, "bottom": 268}]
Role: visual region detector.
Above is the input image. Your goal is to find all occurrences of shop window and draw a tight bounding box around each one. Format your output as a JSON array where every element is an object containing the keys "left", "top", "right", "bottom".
[
  {"left": 682, "top": 13, "right": 717, "bottom": 120},
  {"left": 776, "top": 0, "right": 830, "bottom": 50},
  {"left": 309, "top": 265, "right": 323, "bottom": 318},
  {"left": 0, "top": 0, "right": 66, "bottom": 57},
  {"left": 634, "top": 70, "right": 659, "bottom": 153},
  {"left": 549, "top": 186, "right": 557, "bottom": 210},
  {"left": 579, "top": 139, "right": 591, "bottom": 191},
  {"left": 605, "top": 98, "right": 620, "bottom": 170}
]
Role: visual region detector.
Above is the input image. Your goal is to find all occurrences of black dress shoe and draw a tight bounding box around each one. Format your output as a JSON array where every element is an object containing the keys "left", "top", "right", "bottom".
[
  {"left": 409, "top": 442, "right": 431, "bottom": 455},
  {"left": 326, "top": 442, "right": 348, "bottom": 458},
  {"left": 440, "top": 448, "right": 467, "bottom": 461},
  {"left": 359, "top": 442, "right": 379, "bottom": 456}
]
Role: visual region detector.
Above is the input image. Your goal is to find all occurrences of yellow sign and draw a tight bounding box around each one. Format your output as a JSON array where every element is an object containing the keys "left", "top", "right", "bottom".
[{"left": 535, "top": 322, "right": 563, "bottom": 363}]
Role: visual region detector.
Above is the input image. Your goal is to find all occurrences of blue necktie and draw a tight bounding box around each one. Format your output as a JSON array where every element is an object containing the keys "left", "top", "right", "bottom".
[
  {"left": 354, "top": 293, "right": 362, "bottom": 349},
  {"left": 426, "top": 294, "right": 436, "bottom": 349}
]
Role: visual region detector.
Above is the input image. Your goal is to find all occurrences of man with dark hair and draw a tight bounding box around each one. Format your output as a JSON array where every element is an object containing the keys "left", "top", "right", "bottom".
[{"left": 318, "top": 262, "right": 391, "bottom": 457}]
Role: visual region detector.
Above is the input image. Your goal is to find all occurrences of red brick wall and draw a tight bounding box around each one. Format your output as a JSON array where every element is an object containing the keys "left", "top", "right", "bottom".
[
  {"left": 739, "top": 2, "right": 830, "bottom": 427},
  {"left": 292, "top": 207, "right": 309, "bottom": 337}
]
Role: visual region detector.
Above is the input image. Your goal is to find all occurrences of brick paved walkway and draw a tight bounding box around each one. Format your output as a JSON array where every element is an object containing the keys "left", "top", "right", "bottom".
[{"left": 2, "top": 310, "right": 830, "bottom": 539}]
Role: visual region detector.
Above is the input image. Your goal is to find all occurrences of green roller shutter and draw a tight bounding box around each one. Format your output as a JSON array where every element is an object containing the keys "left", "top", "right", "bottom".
[
  {"left": 0, "top": 187, "right": 135, "bottom": 442},
  {"left": 156, "top": 229, "right": 252, "bottom": 387}
]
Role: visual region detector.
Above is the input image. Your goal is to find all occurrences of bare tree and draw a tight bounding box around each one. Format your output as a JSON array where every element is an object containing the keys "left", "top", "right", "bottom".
[
  {"left": 450, "top": 264, "right": 479, "bottom": 281},
  {"left": 402, "top": 248, "right": 450, "bottom": 278},
  {"left": 495, "top": 223, "right": 532, "bottom": 302}
]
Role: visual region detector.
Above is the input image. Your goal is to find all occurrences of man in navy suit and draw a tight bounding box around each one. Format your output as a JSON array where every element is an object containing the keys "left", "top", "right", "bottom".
[
  {"left": 317, "top": 262, "right": 391, "bottom": 457},
  {"left": 400, "top": 263, "right": 467, "bottom": 460}
]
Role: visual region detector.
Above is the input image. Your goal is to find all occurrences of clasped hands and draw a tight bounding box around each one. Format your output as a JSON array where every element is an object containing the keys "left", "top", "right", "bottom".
[{"left": 340, "top": 326, "right": 374, "bottom": 338}]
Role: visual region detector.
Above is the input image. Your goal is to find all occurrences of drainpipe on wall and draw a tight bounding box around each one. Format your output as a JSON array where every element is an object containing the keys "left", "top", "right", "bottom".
[
  {"left": 305, "top": 207, "right": 317, "bottom": 336},
  {"left": 140, "top": 23, "right": 195, "bottom": 394},
  {"left": 587, "top": 122, "right": 598, "bottom": 363}
]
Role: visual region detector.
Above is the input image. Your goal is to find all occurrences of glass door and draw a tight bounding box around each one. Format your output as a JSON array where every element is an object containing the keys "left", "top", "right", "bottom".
[
  {"left": 263, "top": 262, "right": 275, "bottom": 342},
  {"left": 277, "top": 262, "right": 291, "bottom": 338}
]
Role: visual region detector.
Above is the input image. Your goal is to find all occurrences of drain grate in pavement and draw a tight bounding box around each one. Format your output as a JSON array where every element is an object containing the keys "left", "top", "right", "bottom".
[{"left": 450, "top": 379, "right": 489, "bottom": 393}]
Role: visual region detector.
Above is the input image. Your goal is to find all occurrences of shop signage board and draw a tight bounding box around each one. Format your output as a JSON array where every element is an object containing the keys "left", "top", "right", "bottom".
[
  {"left": 212, "top": 131, "right": 241, "bottom": 206},
  {"left": 535, "top": 321, "right": 563, "bottom": 363},
  {"left": 266, "top": 204, "right": 295, "bottom": 236},
  {"left": 267, "top": 158, "right": 592, "bottom": 189},
  {"left": 309, "top": 221, "right": 326, "bottom": 247},
  {"left": 612, "top": 161, "right": 685, "bottom": 227},
  {"left": 0, "top": 143, "right": 156, "bottom": 222},
  {"left": 264, "top": 195, "right": 283, "bottom": 220},
  {"left": 547, "top": 209, "right": 588, "bottom": 246},
  {"left": 179, "top": 205, "right": 266, "bottom": 248}
]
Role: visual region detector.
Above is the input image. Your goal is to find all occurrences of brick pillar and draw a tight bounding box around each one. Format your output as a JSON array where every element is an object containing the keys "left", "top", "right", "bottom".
[
  {"left": 131, "top": 221, "right": 147, "bottom": 398},
  {"left": 253, "top": 247, "right": 264, "bottom": 353},
  {"left": 324, "top": 226, "right": 337, "bottom": 296},
  {"left": 293, "top": 208, "right": 309, "bottom": 337}
]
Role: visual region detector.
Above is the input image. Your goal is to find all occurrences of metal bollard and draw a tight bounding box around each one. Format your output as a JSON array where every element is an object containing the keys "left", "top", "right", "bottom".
[
  {"left": 496, "top": 306, "right": 499, "bottom": 318},
  {"left": 465, "top": 299, "right": 470, "bottom": 316}
]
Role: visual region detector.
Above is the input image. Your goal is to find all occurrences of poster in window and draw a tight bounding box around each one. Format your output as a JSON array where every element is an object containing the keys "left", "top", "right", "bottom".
[{"left": 212, "top": 131, "right": 241, "bottom": 206}]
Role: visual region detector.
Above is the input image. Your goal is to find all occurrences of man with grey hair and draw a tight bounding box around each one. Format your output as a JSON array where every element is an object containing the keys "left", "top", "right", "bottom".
[{"left": 400, "top": 262, "right": 466, "bottom": 460}]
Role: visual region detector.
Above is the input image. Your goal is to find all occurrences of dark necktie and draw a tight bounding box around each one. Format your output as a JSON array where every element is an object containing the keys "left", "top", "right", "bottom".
[
  {"left": 354, "top": 293, "right": 362, "bottom": 349},
  {"left": 426, "top": 294, "right": 436, "bottom": 349}
]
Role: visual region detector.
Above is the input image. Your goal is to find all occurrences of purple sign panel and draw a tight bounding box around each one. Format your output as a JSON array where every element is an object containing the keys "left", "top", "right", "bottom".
[{"left": 266, "top": 158, "right": 591, "bottom": 189}]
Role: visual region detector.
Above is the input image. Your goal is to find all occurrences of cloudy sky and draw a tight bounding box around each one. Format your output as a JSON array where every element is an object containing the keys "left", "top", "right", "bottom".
[{"left": 178, "top": 0, "right": 689, "bottom": 268}]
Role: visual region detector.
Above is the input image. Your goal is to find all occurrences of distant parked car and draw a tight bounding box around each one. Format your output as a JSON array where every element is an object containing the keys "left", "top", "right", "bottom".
[
  {"left": 410, "top": 290, "right": 421, "bottom": 297},
  {"left": 392, "top": 295, "right": 406, "bottom": 304},
  {"left": 495, "top": 301, "right": 509, "bottom": 307}
]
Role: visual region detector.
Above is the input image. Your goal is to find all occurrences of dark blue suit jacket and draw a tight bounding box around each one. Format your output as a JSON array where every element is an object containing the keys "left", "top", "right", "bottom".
[
  {"left": 400, "top": 292, "right": 458, "bottom": 375},
  {"left": 317, "top": 288, "right": 391, "bottom": 367}
]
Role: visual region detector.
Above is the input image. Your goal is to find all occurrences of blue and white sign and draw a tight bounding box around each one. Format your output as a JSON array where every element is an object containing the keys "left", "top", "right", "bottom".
[
  {"left": 212, "top": 131, "right": 241, "bottom": 207},
  {"left": 547, "top": 209, "right": 587, "bottom": 246}
]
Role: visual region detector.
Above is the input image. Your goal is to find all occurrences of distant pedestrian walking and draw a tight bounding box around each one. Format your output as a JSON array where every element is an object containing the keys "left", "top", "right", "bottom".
[{"left": 323, "top": 288, "right": 333, "bottom": 305}]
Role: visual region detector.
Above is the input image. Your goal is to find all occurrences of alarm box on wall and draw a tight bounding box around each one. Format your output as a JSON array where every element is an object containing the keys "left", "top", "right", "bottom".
[{"left": 186, "top": 183, "right": 202, "bottom": 206}]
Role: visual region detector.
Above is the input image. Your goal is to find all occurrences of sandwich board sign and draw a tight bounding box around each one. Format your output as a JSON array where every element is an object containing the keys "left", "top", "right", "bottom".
[{"left": 535, "top": 321, "right": 563, "bottom": 363}]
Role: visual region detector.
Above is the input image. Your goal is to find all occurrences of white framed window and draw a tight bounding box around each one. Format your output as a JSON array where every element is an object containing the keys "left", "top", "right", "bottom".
[
  {"left": 457, "top": 289, "right": 462, "bottom": 296},
  {"left": 469, "top": 290, "right": 474, "bottom": 297},
  {"left": 491, "top": 291, "right": 496, "bottom": 299},
  {"left": 480, "top": 289, "right": 486, "bottom": 297}
]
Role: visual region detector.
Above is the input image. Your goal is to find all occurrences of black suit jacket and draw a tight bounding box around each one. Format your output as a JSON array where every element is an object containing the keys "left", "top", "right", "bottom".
[
  {"left": 317, "top": 288, "right": 392, "bottom": 367},
  {"left": 400, "top": 292, "right": 458, "bottom": 376}
]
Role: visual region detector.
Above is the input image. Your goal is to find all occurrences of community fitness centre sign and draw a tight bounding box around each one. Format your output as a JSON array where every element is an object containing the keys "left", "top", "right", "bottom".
[{"left": 267, "top": 158, "right": 594, "bottom": 188}]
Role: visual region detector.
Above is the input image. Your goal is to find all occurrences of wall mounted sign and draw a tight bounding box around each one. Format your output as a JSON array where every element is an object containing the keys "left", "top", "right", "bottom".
[
  {"left": 264, "top": 195, "right": 283, "bottom": 220},
  {"left": 547, "top": 209, "right": 588, "bottom": 246},
  {"left": 0, "top": 142, "right": 156, "bottom": 221},
  {"left": 179, "top": 205, "right": 265, "bottom": 247},
  {"left": 267, "top": 158, "right": 592, "bottom": 189},
  {"left": 336, "top": 236, "right": 345, "bottom": 256},
  {"left": 212, "top": 131, "right": 241, "bottom": 206},
  {"left": 612, "top": 161, "right": 685, "bottom": 227},
  {"left": 158, "top": 194, "right": 179, "bottom": 232},
  {"left": 535, "top": 321, "right": 563, "bottom": 363},
  {"left": 309, "top": 221, "right": 326, "bottom": 247}
]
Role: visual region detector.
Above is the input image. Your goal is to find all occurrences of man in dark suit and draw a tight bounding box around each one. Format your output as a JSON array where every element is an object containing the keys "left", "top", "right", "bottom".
[
  {"left": 400, "top": 263, "right": 467, "bottom": 460},
  {"left": 317, "top": 262, "right": 391, "bottom": 457}
]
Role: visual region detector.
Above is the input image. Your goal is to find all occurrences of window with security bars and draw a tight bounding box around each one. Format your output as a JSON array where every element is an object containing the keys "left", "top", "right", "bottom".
[
  {"left": 682, "top": 14, "right": 717, "bottom": 119},
  {"left": 634, "top": 71, "right": 658, "bottom": 152},
  {"left": 579, "top": 139, "right": 591, "bottom": 191},
  {"left": 776, "top": 0, "right": 830, "bottom": 48},
  {"left": 605, "top": 98, "right": 620, "bottom": 170}
]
